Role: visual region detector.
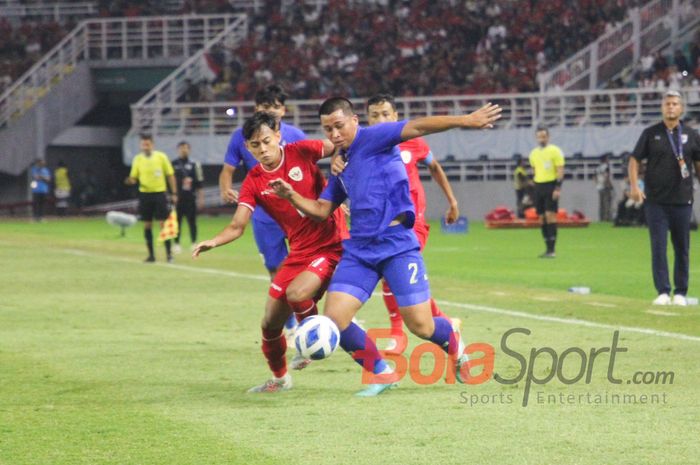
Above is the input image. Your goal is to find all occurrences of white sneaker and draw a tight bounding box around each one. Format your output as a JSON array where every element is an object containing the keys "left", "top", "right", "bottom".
[
  {"left": 652, "top": 293, "right": 671, "bottom": 305},
  {"left": 672, "top": 294, "right": 688, "bottom": 306},
  {"left": 172, "top": 243, "right": 182, "bottom": 254}
]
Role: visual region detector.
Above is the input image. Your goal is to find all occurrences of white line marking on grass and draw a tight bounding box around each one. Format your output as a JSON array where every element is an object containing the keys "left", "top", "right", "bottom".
[
  {"left": 61, "top": 248, "right": 269, "bottom": 282},
  {"left": 491, "top": 291, "right": 510, "bottom": 296},
  {"left": 585, "top": 302, "right": 618, "bottom": 308},
  {"left": 645, "top": 310, "right": 680, "bottom": 317},
  {"left": 59, "top": 247, "right": 700, "bottom": 343},
  {"left": 532, "top": 296, "right": 560, "bottom": 302},
  {"left": 436, "top": 300, "right": 700, "bottom": 343}
]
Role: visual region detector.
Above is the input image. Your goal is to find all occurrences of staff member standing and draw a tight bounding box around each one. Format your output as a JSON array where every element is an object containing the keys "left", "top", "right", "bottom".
[
  {"left": 529, "top": 127, "right": 565, "bottom": 258},
  {"left": 125, "top": 134, "right": 178, "bottom": 263},
  {"left": 171, "top": 141, "right": 204, "bottom": 254},
  {"left": 629, "top": 90, "right": 700, "bottom": 306}
]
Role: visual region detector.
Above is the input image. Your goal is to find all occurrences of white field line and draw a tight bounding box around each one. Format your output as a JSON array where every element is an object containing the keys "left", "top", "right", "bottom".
[{"left": 54, "top": 247, "right": 700, "bottom": 344}]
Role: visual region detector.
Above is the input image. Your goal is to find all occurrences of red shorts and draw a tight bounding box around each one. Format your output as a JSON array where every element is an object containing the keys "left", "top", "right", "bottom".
[
  {"left": 268, "top": 248, "right": 342, "bottom": 302},
  {"left": 414, "top": 221, "right": 430, "bottom": 251}
]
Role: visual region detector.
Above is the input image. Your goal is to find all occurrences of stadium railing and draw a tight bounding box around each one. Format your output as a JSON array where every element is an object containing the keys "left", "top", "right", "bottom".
[
  {"left": 539, "top": 0, "right": 700, "bottom": 91},
  {"left": 129, "top": 87, "right": 699, "bottom": 137},
  {"left": 0, "top": 1, "right": 97, "bottom": 21},
  {"left": 0, "top": 14, "right": 244, "bottom": 128}
]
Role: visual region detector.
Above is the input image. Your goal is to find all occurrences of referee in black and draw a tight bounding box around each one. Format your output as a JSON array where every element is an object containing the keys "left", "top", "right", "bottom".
[
  {"left": 171, "top": 141, "right": 204, "bottom": 254},
  {"left": 629, "top": 90, "right": 700, "bottom": 306}
]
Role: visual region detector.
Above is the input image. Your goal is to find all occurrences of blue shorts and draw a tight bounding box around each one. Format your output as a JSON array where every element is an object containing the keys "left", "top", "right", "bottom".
[
  {"left": 251, "top": 212, "right": 288, "bottom": 272},
  {"left": 328, "top": 225, "right": 430, "bottom": 307}
]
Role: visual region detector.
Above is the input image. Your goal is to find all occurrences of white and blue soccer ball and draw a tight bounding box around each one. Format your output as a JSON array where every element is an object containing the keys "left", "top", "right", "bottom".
[{"left": 294, "top": 315, "right": 340, "bottom": 360}]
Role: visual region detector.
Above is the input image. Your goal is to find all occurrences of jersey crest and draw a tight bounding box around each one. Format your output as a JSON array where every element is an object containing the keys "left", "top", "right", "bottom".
[{"left": 288, "top": 166, "right": 303, "bottom": 182}]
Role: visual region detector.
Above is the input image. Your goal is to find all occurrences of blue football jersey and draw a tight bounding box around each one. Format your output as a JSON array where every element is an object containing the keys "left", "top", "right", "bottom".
[{"left": 320, "top": 120, "right": 415, "bottom": 239}]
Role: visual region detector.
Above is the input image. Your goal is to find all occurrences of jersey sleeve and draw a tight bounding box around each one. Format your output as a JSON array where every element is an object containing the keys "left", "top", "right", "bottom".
[
  {"left": 362, "top": 120, "right": 408, "bottom": 153},
  {"left": 319, "top": 175, "right": 347, "bottom": 205},
  {"left": 690, "top": 129, "right": 700, "bottom": 162},
  {"left": 631, "top": 128, "right": 649, "bottom": 161},
  {"left": 553, "top": 147, "right": 565, "bottom": 167},
  {"left": 129, "top": 156, "right": 140, "bottom": 179},
  {"left": 290, "top": 140, "right": 326, "bottom": 163},
  {"left": 237, "top": 176, "right": 257, "bottom": 212},
  {"left": 224, "top": 130, "right": 245, "bottom": 168}
]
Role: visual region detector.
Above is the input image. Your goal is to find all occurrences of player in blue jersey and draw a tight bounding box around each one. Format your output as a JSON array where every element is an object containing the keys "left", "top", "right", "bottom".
[
  {"left": 218, "top": 84, "right": 307, "bottom": 367},
  {"left": 270, "top": 97, "right": 501, "bottom": 395},
  {"left": 219, "top": 84, "right": 306, "bottom": 275}
]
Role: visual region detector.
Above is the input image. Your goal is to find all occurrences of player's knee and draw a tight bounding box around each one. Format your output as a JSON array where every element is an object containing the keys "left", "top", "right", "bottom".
[{"left": 286, "top": 285, "right": 313, "bottom": 303}]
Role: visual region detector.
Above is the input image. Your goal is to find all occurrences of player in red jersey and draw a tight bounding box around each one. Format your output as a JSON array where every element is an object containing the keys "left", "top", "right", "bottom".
[
  {"left": 193, "top": 112, "right": 347, "bottom": 393},
  {"left": 365, "top": 93, "right": 461, "bottom": 352}
]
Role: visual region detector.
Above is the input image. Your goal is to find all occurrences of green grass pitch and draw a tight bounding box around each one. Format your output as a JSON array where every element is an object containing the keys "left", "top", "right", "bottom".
[{"left": 1, "top": 217, "right": 699, "bottom": 464}]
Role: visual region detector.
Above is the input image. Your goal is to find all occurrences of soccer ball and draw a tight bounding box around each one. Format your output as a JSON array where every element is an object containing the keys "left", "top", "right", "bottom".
[{"left": 294, "top": 315, "right": 340, "bottom": 360}]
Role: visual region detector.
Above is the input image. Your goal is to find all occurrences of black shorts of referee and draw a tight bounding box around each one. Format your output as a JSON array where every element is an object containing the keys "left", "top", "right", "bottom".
[
  {"left": 534, "top": 181, "right": 558, "bottom": 215},
  {"left": 138, "top": 192, "right": 170, "bottom": 222}
]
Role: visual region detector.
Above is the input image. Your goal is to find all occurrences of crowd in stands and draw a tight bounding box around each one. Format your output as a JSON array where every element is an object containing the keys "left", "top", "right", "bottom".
[
  {"left": 203, "top": 0, "right": 638, "bottom": 100},
  {"left": 0, "top": 17, "right": 73, "bottom": 95},
  {"left": 2, "top": 0, "right": 639, "bottom": 100}
]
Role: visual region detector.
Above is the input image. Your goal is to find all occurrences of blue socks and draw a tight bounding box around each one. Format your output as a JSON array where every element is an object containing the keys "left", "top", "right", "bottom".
[{"left": 340, "top": 322, "right": 389, "bottom": 375}]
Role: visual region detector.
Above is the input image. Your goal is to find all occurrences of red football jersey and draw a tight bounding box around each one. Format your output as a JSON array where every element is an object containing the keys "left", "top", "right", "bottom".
[
  {"left": 238, "top": 140, "right": 348, "bottom": 258},
  {"left": 398, "top": 137, "right": 432, "bottom": 223}
]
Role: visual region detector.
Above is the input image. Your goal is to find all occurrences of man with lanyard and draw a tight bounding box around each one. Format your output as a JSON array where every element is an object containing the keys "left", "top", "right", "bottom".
[{"left": 629, "top": 90, "right": 700, "bottom": 306}]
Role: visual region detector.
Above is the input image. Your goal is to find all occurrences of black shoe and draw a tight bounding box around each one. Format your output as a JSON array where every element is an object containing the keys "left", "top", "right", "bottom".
[
  {"left": 538, "top": 252, "right": 556, "bottom": 259},
  {"left": 144, "top": 256, "right": 155, "bottom": 263},
  {"left": 166, "top": 255, "right": 174, "bottom": 263}
]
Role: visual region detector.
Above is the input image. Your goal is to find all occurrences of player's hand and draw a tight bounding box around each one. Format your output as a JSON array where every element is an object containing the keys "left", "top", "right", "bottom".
[
  {"left": 221, "top": 188, "right": 239, "bottom": 204},
  {"left": 268, "top": 178, "right": 294, "bottom": 199},
  {"left": 171, "top": 193, "right": 178, "bottom": 203},
  {"left": 124, "top": 177, "right": 136, "bottom": 186},
  {"left": 445, "top": 202, "right": 459, "bottom": 224},
  {"left": 629, "top": 187, "right": 645, "bottom": 203},
  {"left": 552, "top": 189, "right": 560, "bottom": 201},
  {"left": 192, "top": 240, "right": 217, "bottom": 258},
  {"left": 330, "top": 154, "right": 346, "bottom": 176},
  {"left": 465, "top": 102, "right": 502, "bottom": 129},
  {"left": 340, "top": 203, "right": 350, "bottom": 216}
]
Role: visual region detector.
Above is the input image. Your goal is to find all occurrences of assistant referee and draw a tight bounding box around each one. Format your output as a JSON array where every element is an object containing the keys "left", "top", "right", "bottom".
[
  {"left": 529, "top": 127, "right": 565, "bottom": 258},
  {"left": 125, "top": 133, "right": 178, "bottom": 263}
]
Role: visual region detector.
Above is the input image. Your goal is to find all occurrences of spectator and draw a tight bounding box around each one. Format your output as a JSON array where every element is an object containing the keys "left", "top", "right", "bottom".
[{"left": 30, "top": 159, "right": 51, "bottom": 222}]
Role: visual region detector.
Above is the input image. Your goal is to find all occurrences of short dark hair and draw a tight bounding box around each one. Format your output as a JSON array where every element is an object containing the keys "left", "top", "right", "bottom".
[
  {"left": 535, "top": 126, "right": 549, "bottom": 135},
  {"left": 319, "top": 97, "right": 354, "bottom": 117},
  {"left": 242, "top": 112, "right": 279, "bottom": 140},
  {"left": 366, "top": 93, "right": 397, "bottom": 111},
  {"left": 177, "top": 140, "right": 189, "bottom": 147},
  {"left": 255, "top": 84, "right": 287, "bottom": 106},
  {"left": 139, "top": 133, "right": 153, "bottom": 141}
]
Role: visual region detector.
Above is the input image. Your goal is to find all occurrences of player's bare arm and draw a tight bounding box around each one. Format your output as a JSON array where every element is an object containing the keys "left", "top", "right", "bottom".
[
  {"left": 695, "top": 161, "right": 700, "bottom": 184},
  {"left": 167, "top": 174, "right": 178, "bottom": 203},
  {"left": 427, "top": 159, "right": 459, "bottom": 224},
  {"left": 628, "top": 157, "right": 644, "bottom": 203},
  {"left": 400, "top": 103, "right": 502, "bottom": 141},
  {"left": 192, "top": 206, "right": 252, "bottom": 257},
  {"left": 268, "top": 178, "right": 337, "bottom": 221},
  {"left": 124, "top": 176, "right": 137, "bottom": 185},
  {"left": 219, "top": 163, "right": 238, "bottom": 203},
  {"left": 553, "top": 166, "right": 564, "bottom": 201}
]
